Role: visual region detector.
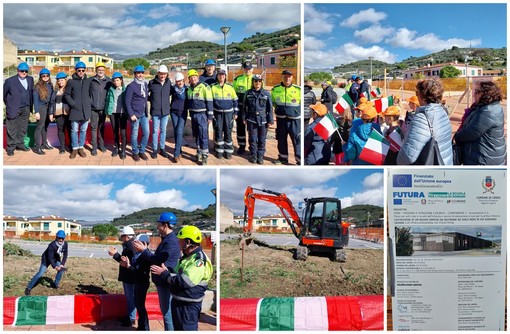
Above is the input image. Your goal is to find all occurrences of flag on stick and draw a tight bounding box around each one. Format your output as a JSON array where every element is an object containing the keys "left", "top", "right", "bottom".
[
  {"left": 359, "top": 129, "right": 390, "bottom": 165},
  {"left": 387, "top": 127, "right": 404, "bottom": 152},
  {"left": 335, "top": 93, "right": 354, "bottom": 114},
  {"left": 374, "top": 96, "right": 394, "bottom": 113},
  {"left": 370, "top": 87, "right": 381, "bottom": 98},
  {"left": 313, "top": 113, "right": 339, "bottom": 140}
]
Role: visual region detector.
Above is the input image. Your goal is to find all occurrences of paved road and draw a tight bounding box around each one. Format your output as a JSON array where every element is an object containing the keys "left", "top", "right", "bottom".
[
  {"left": 221, "top": 233, "right": 382, "bottom": 250},
  {"left": 5, "top": 239, "right": 119, "bottom": 258}
]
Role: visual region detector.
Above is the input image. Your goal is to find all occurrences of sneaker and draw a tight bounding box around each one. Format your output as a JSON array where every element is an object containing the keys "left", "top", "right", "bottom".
[
  {"left": 78, "top": 148, "right": 87, "bottom": 158},
  {"left": 42, "top": 144, "right": 54, "bottom": 150},
  {"left": 257, "top": 157, "right": 264, "bottom": 165},
  {"left": 216, "top": 152, "right": 223, "bottom": 159},
  {"left": 248, "top": 155, "right": 257, "bottom": 163},
  {"left": 70, "top": 150, "right": 78, "bottom": 159},
  {"left": 273, "top": 158, "right": 288, "bottom": 165},
  {"left": 24, "top": 288, "right": 31, "bottom": 296},
  {"left": 196, "top": 154, "right": 203, "bottom": 163},
  {"left": 202, "top": 157, "right": 208, "bottom": 165},
  {"left": 237, "top": 146, "right": 245, "bottom": 155},
  {"left": 139, "top": 152, "right": 148, "bottom": 161},
  {"left": 133, "top": 154, "right": 140, "bottom": 161},
  {"left": 224, "top": 153, "right": 232, "bottom": 160},
  {"left": 50, "top": 282, "right": 58, "bottom": 289},
  {"left": 159, "top": 149, "right": 169, "bottom": 158},
  {"left": 150, "top": 151, "right": 158, "bottom": 159}
]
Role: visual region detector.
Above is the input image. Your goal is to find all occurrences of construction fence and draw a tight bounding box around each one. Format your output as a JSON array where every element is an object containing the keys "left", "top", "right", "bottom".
[{"left": 350, "top": 227, "right": 384, "bottom": 244}]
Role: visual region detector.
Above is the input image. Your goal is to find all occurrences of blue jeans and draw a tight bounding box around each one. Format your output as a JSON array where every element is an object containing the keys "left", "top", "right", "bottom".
[
  {"left": 123, "top": 282, "right": 136, "bottom": 321},
  {"left": 152, "top": 114, "right": 169, "bottom": 151},
  {"left": 156, "top": 285, "right": 173, "bottom": 330},
  {"left": 170, "top": 113, "right": 186, "bottom": 158},
  {"left": 130, "top": 115, "right": 149, "bottom": 154},
  {"left": 27, "top": 261, "right": 63, "bottom": 290},
  {"left": 71, "top": 120, "right": 89, "bottom": 149}
]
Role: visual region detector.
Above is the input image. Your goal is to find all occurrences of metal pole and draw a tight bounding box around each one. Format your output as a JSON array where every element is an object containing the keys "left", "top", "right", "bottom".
[{"left": 465, "top": 57, "right": 470, "bottom": 108}]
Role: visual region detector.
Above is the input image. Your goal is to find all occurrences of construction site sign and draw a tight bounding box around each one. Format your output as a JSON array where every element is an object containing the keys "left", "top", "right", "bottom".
[{"left": 388, "top": 169, "right": 506, "bottom": 330}]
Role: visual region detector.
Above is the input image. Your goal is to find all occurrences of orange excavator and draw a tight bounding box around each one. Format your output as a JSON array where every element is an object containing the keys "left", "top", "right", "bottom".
[{"left": 241, "top": 186, "right": 350, "bottom": 262}]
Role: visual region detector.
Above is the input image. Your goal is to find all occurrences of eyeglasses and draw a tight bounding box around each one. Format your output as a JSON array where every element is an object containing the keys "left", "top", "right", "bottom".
[
  {"left": 77, "top": 69, "right": 86, "bottom": 73},
  {"left": 19, "top": 70, "right": 28, "bottom": 73}
]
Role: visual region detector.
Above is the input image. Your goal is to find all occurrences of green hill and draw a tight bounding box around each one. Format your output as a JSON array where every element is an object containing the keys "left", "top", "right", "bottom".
[{"left": 342, "top": 204, "right": 383, "bottom": 226}]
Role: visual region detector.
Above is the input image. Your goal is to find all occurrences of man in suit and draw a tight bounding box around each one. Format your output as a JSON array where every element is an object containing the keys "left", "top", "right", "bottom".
[{"left": 3, "top": 62, "right": 34, "bottom": 156}]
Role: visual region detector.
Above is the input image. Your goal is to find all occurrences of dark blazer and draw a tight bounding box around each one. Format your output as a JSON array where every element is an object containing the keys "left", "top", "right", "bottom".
[
  {"left": 148, "top": 76, "right": 171, "bottom": 116},
  {"left": 3, "top": 74, "right": 34, "bottom": 119},
  {"left": 41, "top": 240, "right": 68, "bottom": 268},
  {"left": 64, "top": 73, "right": 92, "bottom": 121}
]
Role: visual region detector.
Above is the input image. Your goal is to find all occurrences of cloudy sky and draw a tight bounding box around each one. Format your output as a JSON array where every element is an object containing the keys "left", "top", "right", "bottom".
[
  {"left": 220, "top": 168, "right": 383, "bottom": 216},
  {"left": 3, "top": 3, "right": 300, "bottom": 55},
  {"left": 305, "top": 3, "right": 507, "bottom": 68},
  {"left": 3, "top": 169, "right": 216, "bottom": 221}
]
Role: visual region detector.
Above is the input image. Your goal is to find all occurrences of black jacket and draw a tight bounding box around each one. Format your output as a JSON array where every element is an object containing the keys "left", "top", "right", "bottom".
[
  {"left": 112, "top": 239, "right": 136, "bottom": 284},
  {"left": 139, "top": 232, "right": 180, "bottom": 286},
  {"left": 64, "top": 73, "right": 92, "bottom": 121},
  {"left": 89, "top": 75, "right": 111, "bottom": 110},
  {"left": 454, "top": 102, "right": 507, "bottom": 165},
  {"left": 320, "top": 86, "right": 334, "bottom": 113},
  {"left": 303, "top": 85, "right": 316, "bottom": 121},
  {"left": 41, "top": 240, "right": 68, "bottom": 268},
  {"left": 148, "top": 76, "right": 172, "bottom": 116}
]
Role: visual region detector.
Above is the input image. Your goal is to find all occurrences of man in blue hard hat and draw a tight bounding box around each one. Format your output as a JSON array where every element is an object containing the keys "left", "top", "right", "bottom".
[
  {"left": 3, "top": 62, "right": 34, "bottom": 156},
  {"left": 25, "top": 230, "right": 68, "bottom": 295},
  {"left": 132, "top": 212, "right": 180, "bottom": 330},
  {"left": 199, "top": 59, "right": 217, "bottom": 85},
  {"left": 89, "top": 62, "right": 111, "bottom": 156}
]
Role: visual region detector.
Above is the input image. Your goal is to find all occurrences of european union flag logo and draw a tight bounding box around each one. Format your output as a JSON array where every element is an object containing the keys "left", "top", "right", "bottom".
[
  {"left": 393, "top": 199, "right": 403, "bottom": 205},
  {"left": 393, "top": 174, "right": 412, "bottom": 187}
]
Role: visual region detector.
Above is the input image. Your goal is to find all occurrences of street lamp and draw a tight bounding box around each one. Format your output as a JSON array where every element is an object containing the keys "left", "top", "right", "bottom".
[
  {"left": 220, "top": 26, "right": 231, "bottom": 72},
  {"left": 465, "top": 55, "right": 470, "bottom": 107},
  {"left": 368, "top": 56, "right": 374, "bottom": 82}
]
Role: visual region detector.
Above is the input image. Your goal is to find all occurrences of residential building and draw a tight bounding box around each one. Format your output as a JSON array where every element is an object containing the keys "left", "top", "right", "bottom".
[
  {"left": 233, "top": 213, "right": 293, "bottom": 233},
  {"left": 403, "top": 61, "right": 483, "bottom": 79},
  {"left": 412, "top": 232, "right": 493, "bottom": 252},
  {"left": 258, "top": 45, "right": 298, "bottom": 70},
  {"left": 3, "top": 215, "right": 82, "bottom": 238}
]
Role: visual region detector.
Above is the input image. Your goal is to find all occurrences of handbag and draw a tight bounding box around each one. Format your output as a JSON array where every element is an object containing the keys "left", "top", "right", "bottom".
[
  {"left": 452, "top": 141, "right": 462, "bottom": 165},
  {"left": 412, "top": 112, "right": 444, "bottom": 165}
]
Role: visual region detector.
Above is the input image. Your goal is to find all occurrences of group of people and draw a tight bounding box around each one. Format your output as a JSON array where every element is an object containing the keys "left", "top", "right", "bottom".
[
  {"left": 4, "top": 60, "right": 301, "bottom": 165},
  {"left": 24, "top": 213, "right": 213, "bottom": 331},
  {"left": 305, "top": 77, "right": 506, "bottom": 165}
]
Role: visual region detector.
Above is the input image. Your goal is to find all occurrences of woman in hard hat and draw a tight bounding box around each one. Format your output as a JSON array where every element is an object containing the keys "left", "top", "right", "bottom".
[
  {"left": 151, "top": 225, "right": 213, "bottom": 330},
  {"left": 33, "top": 68, "right": 54, "bottom": 155},
  {"left": 49, "top": 72, "right": 70, "bottom": 154},
  {"left": 105, "top": 72, "right": 128, "bottom": 159},
  {"left": 170, "top": 72, "right": 188, "bottom": 163},
  {"left": 25, "top": 230, "right": 68, "bottom": 295},
  {"left": 107, "top": 227, "right": 137, "bottom": 327}
]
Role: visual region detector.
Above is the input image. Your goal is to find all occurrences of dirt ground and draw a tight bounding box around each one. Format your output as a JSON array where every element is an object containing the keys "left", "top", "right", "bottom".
[
  {"left": 220, "top": 240, "right": 383, "bottom": 298},
  {"left": 3, "top": 255, "right": 216, "bottom": 297}
]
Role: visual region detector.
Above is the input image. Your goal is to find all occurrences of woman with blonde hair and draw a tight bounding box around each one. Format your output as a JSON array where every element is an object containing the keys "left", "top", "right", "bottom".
[
  {"left": 49, "top": 72, "right": 70, "bottom": 154},
  {"left": 33, "top": 68, "right": 54, "bottom": 155}
]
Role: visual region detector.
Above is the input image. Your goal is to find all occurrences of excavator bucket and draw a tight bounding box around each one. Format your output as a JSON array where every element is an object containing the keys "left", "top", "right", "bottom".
[{"left": 239, "top": 234, "right": 254, "bottom": 249}]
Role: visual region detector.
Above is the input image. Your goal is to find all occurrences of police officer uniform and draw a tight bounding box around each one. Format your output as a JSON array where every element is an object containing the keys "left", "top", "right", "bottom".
[
  {"left": 271, "top": 70, "right": 301, "bottom": 164},
  {"left": 187, "top": 76, "right": 213, "bottom": 164},
  {"left": 232, "top": 61, "right": 254, "bottom": 154},
  {"left": 211, "top": 70, "right": 238, "bottom": 159},
  {"left": 243, "top": 76, "right": 273, "bottom": 164}
]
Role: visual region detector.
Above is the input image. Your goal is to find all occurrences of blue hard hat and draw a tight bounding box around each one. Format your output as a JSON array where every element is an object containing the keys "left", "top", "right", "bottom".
[
  {"left": 75, "top": 61, "right": 86, "bottom": 69},
  {"left": 17, "top": 62, "right": 29, "bottom": 71},
  {"left": 56, "top": 72, "right": 67, "bottom": 79},
  {"left": 205, "top": 59, "right": 216, "bottom": 66},
  {"left": 56, "top": 230, "right": 66, "bottom": 238},
  {"left": 351, "top": 74, "right": 357, "bottom": 80},
  {"left": 112, "top": 71, "right": 123, "bottom": 79},
  {"left": 40, "top": 68, "right": 50, "bottom": 76},
  {"left": 134, "top": 65, "right": 145, "bottom": 73},
  {"left": 157, "top": 212, "right": 177, "bottom": 225}
]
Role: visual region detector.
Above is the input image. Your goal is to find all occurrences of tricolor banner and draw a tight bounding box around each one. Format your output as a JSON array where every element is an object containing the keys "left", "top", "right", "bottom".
[
  {"left": 374, "top": 96, "right": 394, "bottom": 113},
  {"left": 313, "top": 113, "right": 338, "bottom": 140},
  {"left": 335, "top": 93, "right": 354, "bottom": 114},
  {"left": 370, "top": 87, "right": 381, "bottom": 98},
  {"left": 387, "top": 127, "right": 404, "bottom": 152},
  {"left": 221, "top": 296, "right": 383, "bottom": 331},
  {"left": 359, "top": 129, "right": 390, "bottom": 165}
]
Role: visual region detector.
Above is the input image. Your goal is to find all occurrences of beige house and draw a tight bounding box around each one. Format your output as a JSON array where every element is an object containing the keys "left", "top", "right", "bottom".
[
  {"left": 17, "top": 49, "right": 114, "bottom": 73},
  {"left": 403, "top": 61, "right": 483, "bottom": 79},
  {"left": 233, "top": 213, "right": 293, "bottom": 233},
  {"left": 3, "top": 215, "right": 82, "bottom": 238}
]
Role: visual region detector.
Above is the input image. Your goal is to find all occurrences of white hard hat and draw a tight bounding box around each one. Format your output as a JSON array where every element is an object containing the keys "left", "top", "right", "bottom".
[
  {"left": 121, "top": 226, "right": 135, "bottom": 236},
  {"left": 175, "top": 72, "right": 184, "bottom": 82},
  {"left": 158, "top": 65, "right": 169, "bottom": 73}
]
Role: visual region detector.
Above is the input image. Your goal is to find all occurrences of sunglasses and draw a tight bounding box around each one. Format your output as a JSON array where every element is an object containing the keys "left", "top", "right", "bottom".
[
  {"left": 19, "top": 70, "right": 28, "bottom": 73},
  {"left": 41, "top": 74, "right": 50, "bottom": 78},
  {"left": 77, "top": 69, "right": 86, "bottom": 73}
]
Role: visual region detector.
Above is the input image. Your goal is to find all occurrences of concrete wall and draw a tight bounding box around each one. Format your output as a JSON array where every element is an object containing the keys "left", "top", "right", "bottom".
[{"left": 3, "top": 37, "right": 18, "bottom": 69}]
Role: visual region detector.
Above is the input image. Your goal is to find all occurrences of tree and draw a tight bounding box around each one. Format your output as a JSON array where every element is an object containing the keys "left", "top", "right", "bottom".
[
  {"left": 308, "top": 72, "right": 332, "bottom": 83},
  {"left": 92, "top": 224, "right": 119, "bottom": 241},
  {"left": 439, "top": 65, "right": 462, "bottom": 78},
  {"left": 395, "top": 227, "right": 414, "bottom": 256},
  {"left": 279, "top": 55, "right": 297, "bottom": 68},
  {"left": 122, "top": 58, "right": 150, "bottom": 73}
]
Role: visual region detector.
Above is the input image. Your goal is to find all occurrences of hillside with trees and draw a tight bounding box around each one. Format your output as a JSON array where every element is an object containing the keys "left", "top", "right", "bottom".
[{"left": 343, "top": 204, "right": 383, "bottom": 226}]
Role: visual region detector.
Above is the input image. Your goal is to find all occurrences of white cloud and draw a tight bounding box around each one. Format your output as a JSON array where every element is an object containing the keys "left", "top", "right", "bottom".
[
  {"left": 354, "top": 25, "right": 395, "bottom": 44},
  {"left": 305, "top": 42, "right": 397, "bottom": 68},
  {"left": 341, "top": 8, "right": 387, "bottom": 29},
  {"left": 304, "top": 4, "right": 335, "bottom": 36},
  {"left": 363, "top": 173, "right": 384, "bottom": 189},
  {"left": 194, "top": 3, "right": 300, "bottom": 32},
  {"left": 385, "top": 28, "right": 482, "bottom": 52},
  {"left": 115, "top": 184, "right": 190, "bottom": 212},
  {"left": 146, "top": 4, "right": 182, "bottom": 19},
  {"left": 304, "top": 35, "right": 325, "bottom": 51}
]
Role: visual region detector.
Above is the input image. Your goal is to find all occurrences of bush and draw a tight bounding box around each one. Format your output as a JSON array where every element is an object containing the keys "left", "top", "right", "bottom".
[
  {"left": 3, "top": 242, "right": 33, "bottom": 256},
  {"left": 224, "top": 226, "right": 244, "bottom": 234}
]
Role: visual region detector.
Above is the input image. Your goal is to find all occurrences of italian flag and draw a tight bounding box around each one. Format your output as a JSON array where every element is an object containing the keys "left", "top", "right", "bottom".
[
  {"left": 313, "top": 113, "right": 338, "bottom": 140},
  {"left": 220, "top": 296, "right": 384, "bottom": 331},
  {"left": 335, "top": 93, "right": 354, "bottom": 114},
  {"left": 374, "top": 96, "right": 394, "bottom": 113},
  {"left": 359, "top": 91, "right": 367, "bottom": 99},
  {"left": 13, "top": 296, "right": 75, "bottom": 326},
  {"left": 387, "top": 127, "right": 404, "bottom": 152},
  {"left": 370, "top": 87, "right": 381, "bottom": 98},
  {"left": 359, "top": 129, "right": 389, "bottom": 165}
]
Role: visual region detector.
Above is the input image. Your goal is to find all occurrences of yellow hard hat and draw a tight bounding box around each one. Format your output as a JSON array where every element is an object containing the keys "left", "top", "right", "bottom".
[
  {"left": 177, "top": 225, "right": 202, "bottom": 244},
  {"left": 188, "top": 69, "right": 199, "bottom": 77},
  {"left": 95, "top": 62, "right": 106, "bottom": 68}
]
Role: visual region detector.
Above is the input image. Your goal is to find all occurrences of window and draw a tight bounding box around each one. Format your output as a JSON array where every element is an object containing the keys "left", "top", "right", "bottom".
[
  {"left": 58, "top": 222, "right": 62, "bottom": 228},
  {"left": 43, "top": 222, "right": 50, "bottom": 231},
  {"left": 270, "top": 57, "right": 276, "bottom": 65},
  {"left": 26, "top": 57, "right": 34, "bottom": 65},
  {"left": 272, "top": 219, "right": 278, "bottom": 226},
  {"left": 67, "top": 223, "right": 69, "bottom": 228},
  {"left": 88, "top": 57, "right": 93, "bottom": 62},
  {"left": 22, "top": 223, "right": 29, "bottom": 229},
  {"left": 471, "top": 69, "right": 475, "bottom": 76},
  {"left": 74, "top": 57, "right": 81, "bottom": 63}
]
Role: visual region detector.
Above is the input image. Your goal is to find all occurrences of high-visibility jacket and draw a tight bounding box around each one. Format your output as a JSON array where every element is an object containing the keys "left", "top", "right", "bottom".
[
  {"left": 271, "top": 83, "right": 301, "bottom": 119},
  {"left": 232, "top": 74, "right": 253, "bottom": 105},
  {"left": 211, "top": 83, "right": 238, "bottom": 116},
  {"left": 187, "top": 82, "right": 213, "bottom": 120}
]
